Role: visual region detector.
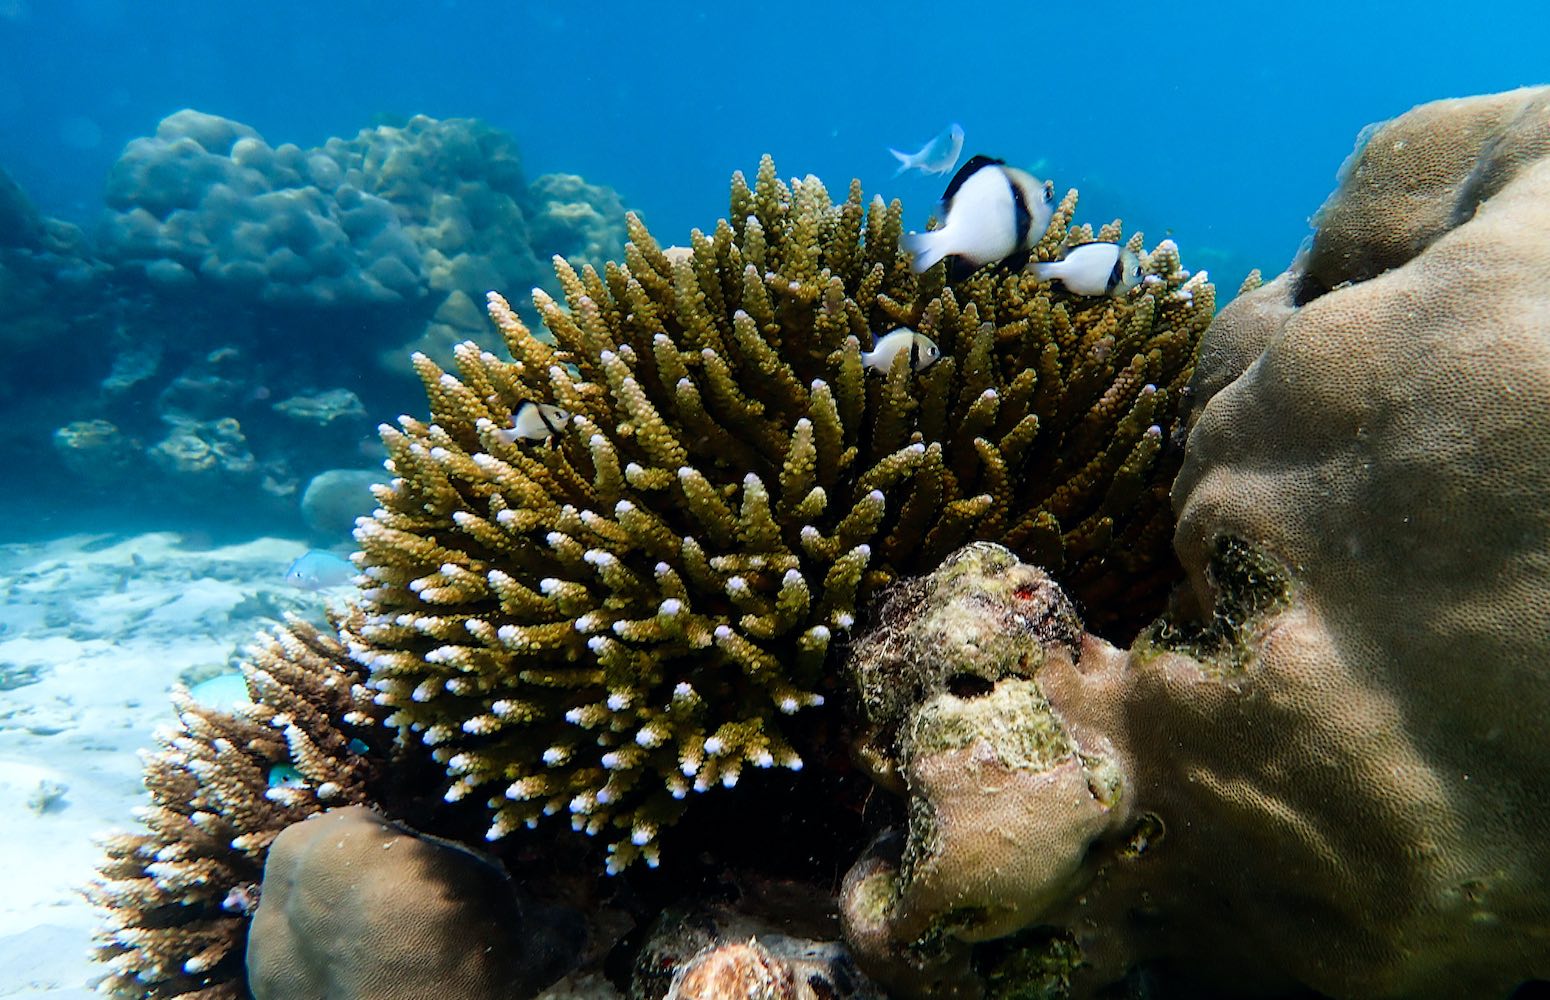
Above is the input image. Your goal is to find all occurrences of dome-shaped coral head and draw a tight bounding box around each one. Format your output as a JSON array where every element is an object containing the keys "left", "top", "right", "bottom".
[{"left": 348, "top": 155, "right": 1211, "bottom": 872}]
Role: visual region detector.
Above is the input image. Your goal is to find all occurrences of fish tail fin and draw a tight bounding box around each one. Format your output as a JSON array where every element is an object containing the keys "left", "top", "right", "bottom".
[
  {"left": 899, "top": 230, "right": 948, "bottom": 273},
  {"left": 888, "top": 147, "right": 913, "bottom": 177},
  {"left": 1029, "top": 260, "right": 1061, "bottom": 283}
]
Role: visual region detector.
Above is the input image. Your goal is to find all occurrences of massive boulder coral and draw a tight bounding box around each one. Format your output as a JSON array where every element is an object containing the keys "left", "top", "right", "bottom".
[
  {"left": 246, "top": 805, "right": 583, "bottom": 1000},
  {"left": 351, "top": 155, "right": 1210, "bottom": 871},
  {"left": 840, "top": 86, "right": 1550, "bottom": 998}
]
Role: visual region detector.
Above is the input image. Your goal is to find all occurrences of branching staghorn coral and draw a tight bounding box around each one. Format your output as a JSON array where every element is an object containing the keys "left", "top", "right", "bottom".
[
  {"left": 90, "top": 613, "right": 392, "bottom": 1000},
  {"left": 348, "top": 155, "right": 1213, "bottom": 872}
]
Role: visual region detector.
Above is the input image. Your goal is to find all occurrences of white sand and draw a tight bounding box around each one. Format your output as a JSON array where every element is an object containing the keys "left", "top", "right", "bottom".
[{"left": 0, "top": 533, "right": 340, "bottom": 998}]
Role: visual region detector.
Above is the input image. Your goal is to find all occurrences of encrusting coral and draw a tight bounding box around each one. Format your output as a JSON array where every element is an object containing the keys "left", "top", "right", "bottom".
[
  {"left": 348, "top": 154, "right": 1212, "bottom": 871},
  {"left": 89, "top": 613, "right": 393, "bottom": 1000}
]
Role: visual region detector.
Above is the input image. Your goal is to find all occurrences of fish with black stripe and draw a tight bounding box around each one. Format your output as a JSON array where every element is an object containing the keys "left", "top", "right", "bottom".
[
  {"left": 898, "top": 155, "right": 1054, "bottom": 280},
  {"left": 1031, "top": 241, "right": 1142, "bottom": 297}
]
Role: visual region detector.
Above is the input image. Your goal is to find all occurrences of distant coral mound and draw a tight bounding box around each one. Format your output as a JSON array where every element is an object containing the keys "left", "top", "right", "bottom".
[
  {"left": 22, "top": 110, "right": 628, "bottom": 532},
  {"left": 101, "top": 109, "right": 424, "bottom": 305},
  {"left": 0, "top": 164, "right": 105, "bottom": 376},
  {"left": 98, "top": 109, "right": 624, "bottom": 334}
]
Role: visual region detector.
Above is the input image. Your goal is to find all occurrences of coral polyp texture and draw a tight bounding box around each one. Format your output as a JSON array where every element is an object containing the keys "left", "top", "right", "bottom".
[
  {"left": 90, "top": 614, "right": 392, "bottom": 1000},
  {"left": 348, "top": 155, "right": 1210, "bottom": 870}
]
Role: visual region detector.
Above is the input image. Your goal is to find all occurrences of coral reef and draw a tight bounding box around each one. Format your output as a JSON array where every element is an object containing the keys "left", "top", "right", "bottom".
[
  {"left": 0, "top": 165, "right": 106, "bottom": 369},
  {"left": 101, "top": 110, "right": 422, "bottom": 306},
  {"left": 90, "top": 614, "right": 392, "bottom": 999},
  {"left": 300, "top": 467, "right": 383, "bottom": 540},
  {"left": 247, "top": 805, "right": 584, "bottom": 1000},
  {"left": 839, "top": 86, "right": 1550, "bottom": 999},
  {"left": 98, "top": 109, "right": 625, "bottom": 351},
  {"left": 349, "top": 154, "right": 1209, "bottom": 872},
  {"left": 21, "top": 110, "right": 628, "bottom": 534},
  {"left": 91, "top": 154, "right": 1210, "bottom": 997},
  {"left": 1, "top": 167, "right": 111, "bottom": 495}
]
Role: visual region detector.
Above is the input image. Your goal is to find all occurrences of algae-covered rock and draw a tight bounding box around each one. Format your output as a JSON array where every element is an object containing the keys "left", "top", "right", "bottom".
[{"left": 840, "top": 545, "right": 1123, "bottom": 996}]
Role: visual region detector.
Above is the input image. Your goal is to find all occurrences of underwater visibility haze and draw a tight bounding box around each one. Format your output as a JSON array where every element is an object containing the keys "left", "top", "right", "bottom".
[{"left": 2, "top": 1, "right": 1550, "bottom": 998}]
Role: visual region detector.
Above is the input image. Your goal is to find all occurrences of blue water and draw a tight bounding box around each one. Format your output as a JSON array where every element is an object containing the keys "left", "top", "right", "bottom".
[
  {"left": 0, "top": 0, "right": 1544, "bottom": 541},
  {"left": 3, "top": 0, "right": 1543, "bottom": 275}
]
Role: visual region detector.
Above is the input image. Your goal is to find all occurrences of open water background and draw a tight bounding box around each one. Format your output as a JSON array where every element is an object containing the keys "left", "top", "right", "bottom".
[{"left": 3, "top": 0, "right": 1545, "bottom": 280}]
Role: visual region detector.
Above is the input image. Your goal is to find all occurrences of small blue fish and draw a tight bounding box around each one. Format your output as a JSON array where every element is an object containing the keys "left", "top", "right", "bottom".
[
  {"left": 889, "top": 123, "right": 965, "bottom": 177},
  {"left": 284, "top": 550, "right": 357, "bottom": 591}
]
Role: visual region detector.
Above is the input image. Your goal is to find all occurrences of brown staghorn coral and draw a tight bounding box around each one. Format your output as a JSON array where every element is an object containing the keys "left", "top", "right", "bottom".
[
  {"left": 89, "top": 612, "right": 392, "bottom": 1000},
  {"left": 347, "top": 155, "right": 1212, "bottom": 872}
]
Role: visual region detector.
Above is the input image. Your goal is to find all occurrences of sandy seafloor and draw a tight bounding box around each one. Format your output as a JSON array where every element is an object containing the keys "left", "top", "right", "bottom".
[{"left": 0, "top": 532, "right": 335, "bottom": 998}]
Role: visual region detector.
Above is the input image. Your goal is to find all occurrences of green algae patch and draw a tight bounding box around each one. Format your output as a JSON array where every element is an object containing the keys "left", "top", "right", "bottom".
[
  {"left": 1140, "top": 535, "right": 1292, "bottom": 677},
  {"left": 978, "top": 928, "right": 1084, "bottom": 1000}
]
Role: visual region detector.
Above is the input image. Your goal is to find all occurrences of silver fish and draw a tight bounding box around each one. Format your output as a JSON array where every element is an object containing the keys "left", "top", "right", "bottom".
[
  {"left": 1031, "top": 242, "right": 1142, "bottom": 297},
  {"left": 861, "top": 328, "right": 941, "bottom": 373},
  {"left": 284, "top": 549, "right": 356, "bottom": 591},
  {"left": 889, "top": 123, "right": 965, "bottom": 177},
  {"left": 496, "top": 402, "right": 572, "bottom": 443}
]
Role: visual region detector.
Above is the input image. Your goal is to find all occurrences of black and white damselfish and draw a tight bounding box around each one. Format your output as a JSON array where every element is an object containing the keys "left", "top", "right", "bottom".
[
  {"left": 898, "top": 155, "right": 1054, "bottom": 280},
  {"left": 1031, "top": 241, "right": 1142, "bottom": 297}
]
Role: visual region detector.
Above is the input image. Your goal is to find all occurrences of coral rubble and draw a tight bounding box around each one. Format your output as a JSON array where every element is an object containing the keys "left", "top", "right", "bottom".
[
  {"left": 635, "top": 905, "right": 883, "bottom": 1000},
  {"left": 349, "top": 155, "right": 1208, "bottom": 872},
  {"left": 840, "top": 86, "right": 1550, "bottom": 999}
]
